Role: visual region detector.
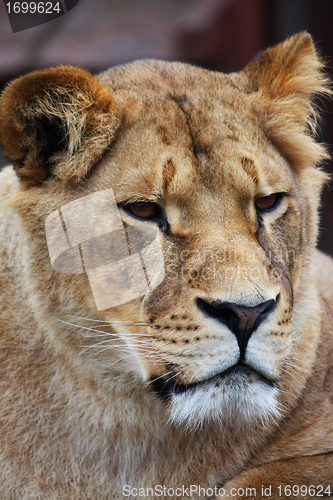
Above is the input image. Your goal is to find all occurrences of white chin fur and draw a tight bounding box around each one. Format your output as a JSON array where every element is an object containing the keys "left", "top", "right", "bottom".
[{"left": 168, "top": 378, "right": 281, "bottom": 431}]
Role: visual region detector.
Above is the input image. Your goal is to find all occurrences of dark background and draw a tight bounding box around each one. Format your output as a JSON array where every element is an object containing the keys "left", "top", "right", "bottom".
[{"left": 0, "top": 0, "right": 332, "bottom": 255}]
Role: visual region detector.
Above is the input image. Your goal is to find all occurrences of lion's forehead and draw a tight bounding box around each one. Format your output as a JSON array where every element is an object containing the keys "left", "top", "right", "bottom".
[{"left": 98, "top": 89, "right": 294, "bottom": 208}]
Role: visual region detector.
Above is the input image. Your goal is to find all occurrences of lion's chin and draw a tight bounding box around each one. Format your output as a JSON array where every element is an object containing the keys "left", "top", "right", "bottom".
[{"left": 152, "top": 365, "right": 281, "bottom": 431}]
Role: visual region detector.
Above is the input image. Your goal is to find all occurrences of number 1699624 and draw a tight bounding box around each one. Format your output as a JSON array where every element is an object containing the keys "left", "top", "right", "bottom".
[
  {"left": 277, "top": 485, "right": 332, "bottom": 497},
  {"left": 5, "top": 2, "right": 62, "bottom": 14}
]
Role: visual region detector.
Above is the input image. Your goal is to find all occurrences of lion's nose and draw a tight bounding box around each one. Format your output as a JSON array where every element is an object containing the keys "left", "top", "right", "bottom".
[{"left": 196, "top": 298, "right": 277, "bottom": 358}]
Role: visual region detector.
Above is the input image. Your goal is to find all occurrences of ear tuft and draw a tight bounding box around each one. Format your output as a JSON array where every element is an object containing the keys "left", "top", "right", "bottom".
[
  {"left": 244, "top": 32, "right": 332, "bottom": 171},
  {"left": 0, "top": 66, "right": 122, "bottom": 185}
]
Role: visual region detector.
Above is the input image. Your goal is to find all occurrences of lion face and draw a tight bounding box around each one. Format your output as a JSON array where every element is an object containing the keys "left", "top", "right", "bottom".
[
  {"left": 0, "top": 33, "right": 329, "bottom": 431},
  {"left": 94, "top": 94, "right": 301, "bottom": 428}
]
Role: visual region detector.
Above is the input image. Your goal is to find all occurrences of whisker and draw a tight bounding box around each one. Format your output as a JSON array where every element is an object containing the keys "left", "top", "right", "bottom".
[
  {"left": 80, "top": 340, "right": 164, "bottom": 361},
  {"left": 81, "top": 338, "right": 153, "bottom": 352},
  {"left": 106, "top": 352, "right": 165, "bottom": 368},
  {"left": 143, "top": 371, "right": 174, "bottom": 388},
  {"left": 290, "top": 335, "right": 302, "bottom": 342},
  {"left": 65, "top": 314, "right": 148, "bottom": 326},
  {"left": 81, "top": 343, "right": 129, "bottom": 352},
  {"left": 163, "top": 372, "right": 180, "bottom": 385},
  {"left": 280, "top": 368, "right": 304, "bottom": 386},
  {"left": 56, "top": 318, "right": 152, "bottom": 338}
]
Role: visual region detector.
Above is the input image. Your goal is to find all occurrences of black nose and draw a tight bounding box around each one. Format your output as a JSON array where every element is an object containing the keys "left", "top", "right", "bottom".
[{"left": 196, "top": 297, "right": 277, "bottom": 358}]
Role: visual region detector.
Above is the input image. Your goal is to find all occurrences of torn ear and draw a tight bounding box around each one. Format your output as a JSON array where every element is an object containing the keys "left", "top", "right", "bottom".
[
  {"left": 0, "top": 66, "right": 121, "bottom": 185},
  {"left": 243, "top": 32, "right": 332, "bottom": 171}
]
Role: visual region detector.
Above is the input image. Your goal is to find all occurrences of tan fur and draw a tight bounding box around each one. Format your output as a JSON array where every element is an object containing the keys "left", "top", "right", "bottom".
[{"left": 0, "top": 33, "right": 333, "bottom": 499}]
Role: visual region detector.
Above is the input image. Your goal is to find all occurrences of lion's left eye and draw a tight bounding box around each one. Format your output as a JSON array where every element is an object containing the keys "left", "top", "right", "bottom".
[
  {"left": 255, "top": 194, "right": 282, "bottom": 212},
  {"left": 124, "top": 202, "right": 159, "bottom": 220}
]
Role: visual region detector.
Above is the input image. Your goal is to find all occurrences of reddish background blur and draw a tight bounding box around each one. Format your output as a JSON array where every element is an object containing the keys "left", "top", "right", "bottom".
[{"left": 0, "top": 0, "right": 332, "bottom": 255}]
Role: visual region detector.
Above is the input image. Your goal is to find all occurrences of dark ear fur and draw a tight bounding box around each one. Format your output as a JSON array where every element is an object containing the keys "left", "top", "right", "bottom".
[
  {"left": 243, "top": 32, "right": 331, "bottom": 172},
  {"left": 0, "top": 66, "right": 121, "bottom": 185}
]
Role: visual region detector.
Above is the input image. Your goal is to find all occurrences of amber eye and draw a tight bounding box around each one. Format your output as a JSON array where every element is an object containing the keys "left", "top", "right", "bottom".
[
  {"left": 124, "top": 202, "right": 158, "bottom": 219},
  {"left": 255, "top": 194, "right": 281, "bottom": 212}
]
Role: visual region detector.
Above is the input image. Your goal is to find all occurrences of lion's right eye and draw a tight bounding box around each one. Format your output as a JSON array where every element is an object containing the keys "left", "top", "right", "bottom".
[
  {"left": 255, "top": 194, "right": 282, "bottom": 213},
  {"left": 123, "top": 202, "right": 159, "bottom": 220}
]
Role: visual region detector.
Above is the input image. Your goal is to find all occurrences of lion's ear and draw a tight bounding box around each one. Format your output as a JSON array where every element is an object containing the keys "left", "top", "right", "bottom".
[
  {"left": 0, "top": 66, "right": 121, "bottom": 185},
  {"left": 243, "top": 32, "right": 331, "bottom": 171}
]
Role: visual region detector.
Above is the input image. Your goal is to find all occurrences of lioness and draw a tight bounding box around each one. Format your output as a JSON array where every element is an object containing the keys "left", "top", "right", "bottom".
[{"left": 0, "top": 32, "right": 333, "bottom": 499}]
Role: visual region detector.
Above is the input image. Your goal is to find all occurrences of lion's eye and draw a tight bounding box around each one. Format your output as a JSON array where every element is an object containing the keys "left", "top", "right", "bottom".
[
  {"left": 124, "top": 202, "right": 158, "bottom": 220},
  {"left": 255, "top": 194, "right": 281, "bottom": 212}
]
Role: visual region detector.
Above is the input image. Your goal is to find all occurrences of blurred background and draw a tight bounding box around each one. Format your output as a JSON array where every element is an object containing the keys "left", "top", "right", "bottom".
[{"left": 0, "top": 0, "right": 332, "bottom": 255}]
